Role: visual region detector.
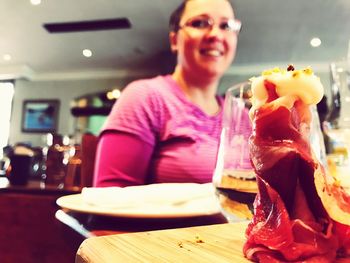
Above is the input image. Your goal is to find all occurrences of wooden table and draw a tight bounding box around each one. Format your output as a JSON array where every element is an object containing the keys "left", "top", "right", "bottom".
[
  {"left": 0, "top": 177, "right": 84, "bottom": 263},
  {"left": 76, "top": 222, "right": 251, "bottom": 263},
  {"left": 75, "top": 221, "right": 350, "bottom": 263},
  {"left": 55, "top": 209, "right": 228, "bottom": 237}
]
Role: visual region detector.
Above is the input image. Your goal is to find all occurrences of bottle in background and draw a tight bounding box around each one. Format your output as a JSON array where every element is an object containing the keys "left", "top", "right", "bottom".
[{"left": 44, "top": 134, "right": 68, "bottom": 188}]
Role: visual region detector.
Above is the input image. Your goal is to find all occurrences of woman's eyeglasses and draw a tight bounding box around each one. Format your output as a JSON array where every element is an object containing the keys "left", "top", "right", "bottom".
[{"left": 179, "top": 16, "right": 242, "bottom": 34}]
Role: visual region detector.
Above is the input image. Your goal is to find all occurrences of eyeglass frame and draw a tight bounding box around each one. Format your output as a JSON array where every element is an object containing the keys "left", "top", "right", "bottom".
[{"left": 178, "top": 15, "right": 242, "bottom": 34}]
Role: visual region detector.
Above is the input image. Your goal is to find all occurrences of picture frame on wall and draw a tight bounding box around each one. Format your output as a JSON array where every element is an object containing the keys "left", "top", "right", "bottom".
[{"left": 21, "top": 99, "right": 60, "bottom": 133}]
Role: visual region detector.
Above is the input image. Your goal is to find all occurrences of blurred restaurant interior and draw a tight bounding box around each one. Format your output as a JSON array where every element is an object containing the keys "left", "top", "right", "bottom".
[{"left": 1, "top": 0, "right": 350, "bottom": 262}]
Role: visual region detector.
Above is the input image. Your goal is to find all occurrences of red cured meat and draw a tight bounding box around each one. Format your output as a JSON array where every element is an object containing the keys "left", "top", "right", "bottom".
[{"left": 244, "top": 82, "right": 350, "bottom": 262}]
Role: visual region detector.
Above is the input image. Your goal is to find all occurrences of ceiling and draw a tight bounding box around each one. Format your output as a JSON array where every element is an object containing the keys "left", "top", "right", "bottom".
[{"left": 1, "top": 0, "right": 350, "bottom": 81}]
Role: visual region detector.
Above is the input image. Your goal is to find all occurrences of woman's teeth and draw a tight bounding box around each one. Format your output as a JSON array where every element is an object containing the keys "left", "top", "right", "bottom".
[{"left": 200, "top": 49, "right": 222, "bottom": 57}]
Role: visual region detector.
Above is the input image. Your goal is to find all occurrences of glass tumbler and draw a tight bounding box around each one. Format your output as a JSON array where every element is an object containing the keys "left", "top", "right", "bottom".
[{"left": 213, "top": 82, "right": 257, "bottom": 222}]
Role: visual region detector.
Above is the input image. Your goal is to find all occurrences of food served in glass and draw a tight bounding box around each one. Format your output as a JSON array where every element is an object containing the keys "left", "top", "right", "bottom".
[
  {"left": 212, "top": 81, "right": 257, "bottom": 222},
  {"left": 243, "top": 66, "right": 350, "bottom": 262}
]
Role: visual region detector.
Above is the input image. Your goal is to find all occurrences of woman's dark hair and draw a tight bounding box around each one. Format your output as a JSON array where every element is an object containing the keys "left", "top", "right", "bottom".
[
  {"left": 169, "top": 0, "right": 232, "bottom": 32},
  {"left": 169, "top": 0, "right": 189, "bottom": 32}
]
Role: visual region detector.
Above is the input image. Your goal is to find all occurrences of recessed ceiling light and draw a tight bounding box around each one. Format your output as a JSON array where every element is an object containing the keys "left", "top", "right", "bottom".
[
  {"left": 82, "top": 49, "right": 92, "bottom": 58},
  {"left": 3, "top": 54, "right": 11, "bottom": 61},
  {"left": 310, "top": 37, "right": 321, "bottom": 47},
  {"left": 30, "top": 0, "right": 41, "bottom": 5}
]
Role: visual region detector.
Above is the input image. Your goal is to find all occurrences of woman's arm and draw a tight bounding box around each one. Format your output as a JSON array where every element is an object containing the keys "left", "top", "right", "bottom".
[{"left": 93, "top": 131, "right": 153, "bottom": 187}]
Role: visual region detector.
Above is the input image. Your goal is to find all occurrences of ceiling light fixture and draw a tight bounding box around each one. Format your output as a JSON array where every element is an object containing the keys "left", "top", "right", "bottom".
[
  {"left": 310, "top": 37, "right": 321, "bottom": 47},
  {"left": 43, "top": 18, "right": 131, "bottom": 33},
  {"left": 30, "top": 0, "right": 41, "bottom": 5},
  {"left": 3, "top": 54, "right": 11, "bottom": 61},
  {"left": 82, "top": 49, "right": 92, "bottom": 58}
]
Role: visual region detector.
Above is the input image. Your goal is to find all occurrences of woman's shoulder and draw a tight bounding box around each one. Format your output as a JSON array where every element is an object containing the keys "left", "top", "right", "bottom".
[
  {"left": 117, "top": 75, "right": 179, "bottom": 110},
  {"left": 102, "top": 76, "right": 173, "bottom": 141},
  {"left": 124, "top": 75, "right": 174, "bottom": 95}
]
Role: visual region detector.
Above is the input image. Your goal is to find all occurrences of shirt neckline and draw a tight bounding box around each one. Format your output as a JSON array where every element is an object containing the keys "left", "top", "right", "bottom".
[{"left": 163, "top": 75, "right": 223, "bottom": 119}]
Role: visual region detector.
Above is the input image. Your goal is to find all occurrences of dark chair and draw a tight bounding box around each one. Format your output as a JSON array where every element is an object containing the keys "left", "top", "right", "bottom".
[{"left": 80, "top": 133, "right": 99, "bottom": 188}]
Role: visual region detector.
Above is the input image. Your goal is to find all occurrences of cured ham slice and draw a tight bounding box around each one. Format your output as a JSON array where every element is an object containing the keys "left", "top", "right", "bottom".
[{"left": 243, "top": 67, "right": 350, "bottom": 262}]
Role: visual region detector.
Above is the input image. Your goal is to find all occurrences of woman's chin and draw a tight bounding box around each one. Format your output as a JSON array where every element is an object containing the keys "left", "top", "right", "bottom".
[{"left": 199, "top": 67, "right": 226, "bottom": 79}]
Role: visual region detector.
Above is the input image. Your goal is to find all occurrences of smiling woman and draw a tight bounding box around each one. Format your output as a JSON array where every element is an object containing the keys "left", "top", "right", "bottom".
[{"left": 93, "top": 0, "right": 247, "bottom": 187}]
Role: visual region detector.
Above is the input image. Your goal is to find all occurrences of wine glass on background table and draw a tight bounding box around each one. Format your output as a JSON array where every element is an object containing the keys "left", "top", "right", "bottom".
[
  {"left": 212, "top": 82, "right": 257, "bottom": 222},
  {"left": 323, "top": 61, "right": 350, "bottom": 190}
]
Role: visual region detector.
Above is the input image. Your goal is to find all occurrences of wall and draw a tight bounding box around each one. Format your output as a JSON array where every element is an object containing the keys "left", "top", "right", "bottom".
[{"left": 9, "top": 75, "right": 153, "bottom": 147}]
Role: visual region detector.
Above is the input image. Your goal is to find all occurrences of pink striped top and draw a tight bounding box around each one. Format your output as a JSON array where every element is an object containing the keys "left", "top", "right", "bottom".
[{"left": 96, "top": 75, "right": 250, "bottom": 186}]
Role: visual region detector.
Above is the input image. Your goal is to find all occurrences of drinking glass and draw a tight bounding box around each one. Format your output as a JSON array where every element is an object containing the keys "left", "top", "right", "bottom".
[
  {"left": 323, "top": 61, "right": 350, "bottom": 190},
  {"left": 213, "top": 82, "right": 257, "bottom": 222},
  {"left": 43, "top": 133, "right": 72, "bottom": 188},
  {"left": 213, "top": 81, "right": 328, "bottom": 223}
]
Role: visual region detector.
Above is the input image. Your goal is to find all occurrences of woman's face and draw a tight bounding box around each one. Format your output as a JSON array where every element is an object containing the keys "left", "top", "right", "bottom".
[{"left": 170, "top": 0, "right": 239, "bottom": 80}]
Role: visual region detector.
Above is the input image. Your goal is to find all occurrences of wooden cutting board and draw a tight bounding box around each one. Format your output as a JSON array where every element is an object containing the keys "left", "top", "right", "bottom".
[
  {"left": 76, "top": 222, "right": 350, "bottom": 263},
  {"left": 76, "top": 222, "right": 250, "bottom": 263}
]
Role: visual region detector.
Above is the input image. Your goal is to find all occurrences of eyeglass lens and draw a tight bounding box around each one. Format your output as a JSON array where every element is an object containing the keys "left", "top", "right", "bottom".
[{"left": 186, "top": 17, "right": 240, "bottom": 32}]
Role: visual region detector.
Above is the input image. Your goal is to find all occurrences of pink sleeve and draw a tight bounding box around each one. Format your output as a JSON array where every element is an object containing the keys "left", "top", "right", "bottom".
[{"left": 93, "top": 132, "right": 153, "bottom": 187}]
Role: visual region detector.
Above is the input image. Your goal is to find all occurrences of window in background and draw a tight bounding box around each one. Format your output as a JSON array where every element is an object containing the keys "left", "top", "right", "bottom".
[{"left": 0, "top": 81, "right": 14, "bottom": 158}]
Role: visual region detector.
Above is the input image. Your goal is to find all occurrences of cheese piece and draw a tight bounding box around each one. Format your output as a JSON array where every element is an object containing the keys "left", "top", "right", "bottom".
[{"left": 250, "top": 67, "right": 324, "bottom": 113}]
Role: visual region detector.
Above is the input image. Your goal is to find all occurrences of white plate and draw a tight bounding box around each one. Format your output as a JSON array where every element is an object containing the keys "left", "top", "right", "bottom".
[{"left": 56, "top": 183, "right": 221, "bottom": 218}]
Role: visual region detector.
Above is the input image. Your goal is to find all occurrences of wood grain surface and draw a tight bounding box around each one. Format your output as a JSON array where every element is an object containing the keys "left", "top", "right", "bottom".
[
  {"left": 76, "top": 221, "right": 350, "bottom": 263},
  {"left": 76, "top": 222, "right": 251, "bottom": 263}
]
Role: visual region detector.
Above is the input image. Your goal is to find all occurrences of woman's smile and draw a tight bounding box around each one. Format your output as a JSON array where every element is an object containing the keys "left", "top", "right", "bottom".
[{"left": 199, "top": 48, "right": 223, "bottom": 58}]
